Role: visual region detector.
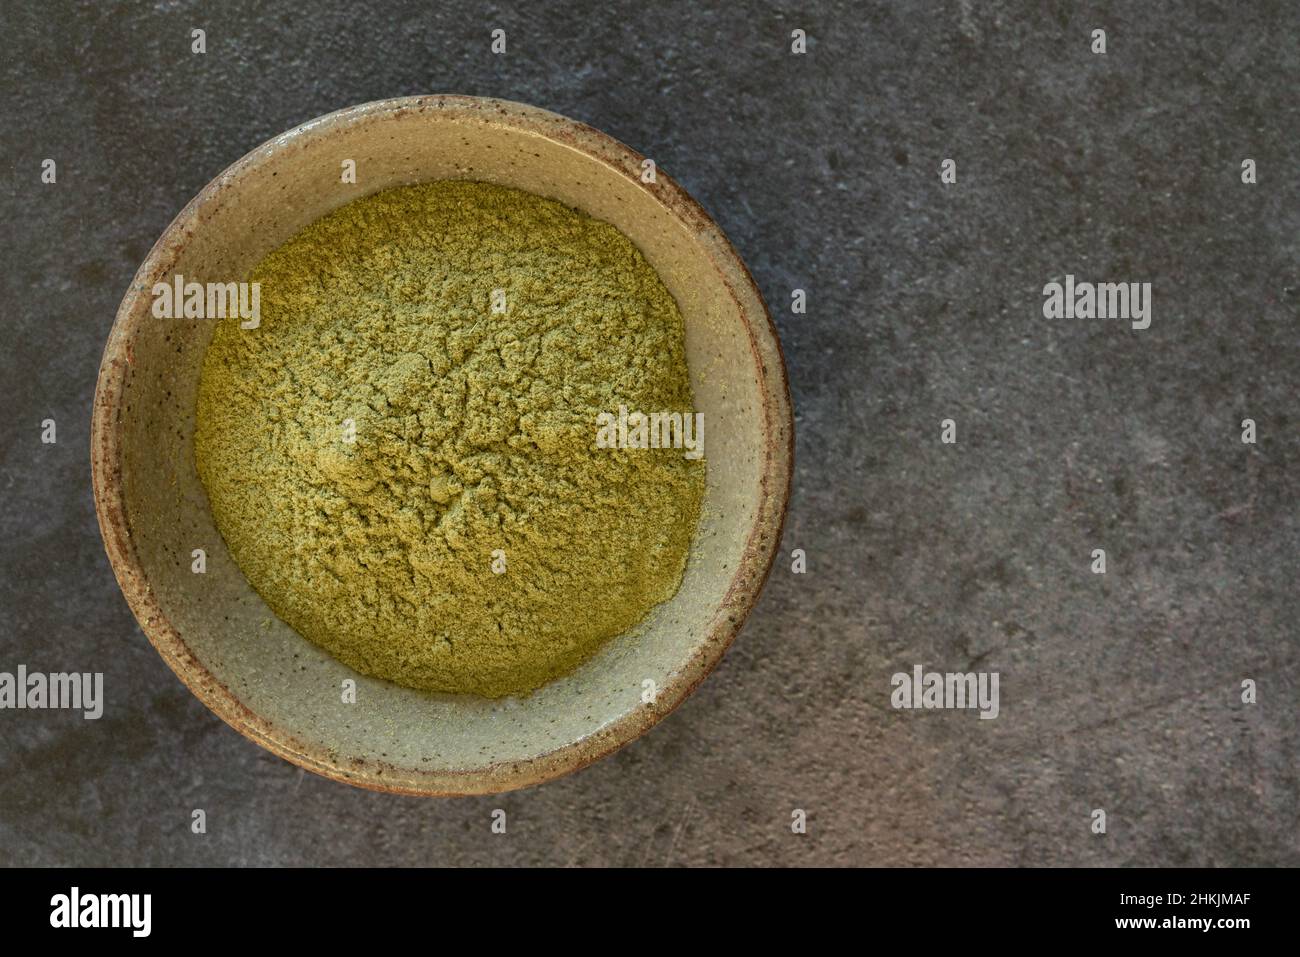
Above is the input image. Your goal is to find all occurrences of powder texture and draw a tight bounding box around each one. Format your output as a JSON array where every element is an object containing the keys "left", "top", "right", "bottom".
[{"left": 195, "top": 180, "right": 704, "bottom": 698}]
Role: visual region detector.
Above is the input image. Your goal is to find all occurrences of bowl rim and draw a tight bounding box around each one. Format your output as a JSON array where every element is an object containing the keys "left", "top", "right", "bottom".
[{"left": 90, "top": 94, "right": 795, "bottom": 796}]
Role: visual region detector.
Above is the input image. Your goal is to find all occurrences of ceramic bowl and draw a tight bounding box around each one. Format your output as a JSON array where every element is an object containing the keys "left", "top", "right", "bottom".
[{"left": 91, "top": 95, "right": 793, "bottom": 795}]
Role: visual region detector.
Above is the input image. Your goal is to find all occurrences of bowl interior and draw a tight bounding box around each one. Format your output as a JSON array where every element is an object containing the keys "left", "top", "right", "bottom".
[{"left": 98, "top": 97, "right": 788, "bottom": 793}]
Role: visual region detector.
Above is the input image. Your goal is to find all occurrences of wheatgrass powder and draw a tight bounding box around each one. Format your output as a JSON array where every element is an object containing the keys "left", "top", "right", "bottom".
[{"left": 195, "top": 180, "right": 705, "bottom": 698}]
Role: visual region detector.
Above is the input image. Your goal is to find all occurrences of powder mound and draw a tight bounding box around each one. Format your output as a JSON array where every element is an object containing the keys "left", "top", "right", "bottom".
[{"left": 195, "top": 180, "right": 705, "bottom": 698}]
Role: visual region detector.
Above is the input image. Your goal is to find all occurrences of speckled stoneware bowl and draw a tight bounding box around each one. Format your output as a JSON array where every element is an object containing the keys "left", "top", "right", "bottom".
[{"left": 92, "top": 95, "right": 793, "bottom": 795}]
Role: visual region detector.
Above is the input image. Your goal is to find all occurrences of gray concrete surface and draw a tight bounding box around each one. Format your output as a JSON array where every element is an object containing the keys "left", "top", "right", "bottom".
[{"left": 1, "top": 0, "right": 1296, "bottom": 866}]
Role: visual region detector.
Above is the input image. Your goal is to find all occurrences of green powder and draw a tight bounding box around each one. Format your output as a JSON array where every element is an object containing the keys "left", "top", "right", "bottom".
[{"left": 195, "top": 180, "right": 705, "bottom": 698}]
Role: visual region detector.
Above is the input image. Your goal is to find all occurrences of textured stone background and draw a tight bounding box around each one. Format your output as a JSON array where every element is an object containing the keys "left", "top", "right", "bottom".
[{"left": 1, "top": 1, "right": 1296, "bottom": 866}]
